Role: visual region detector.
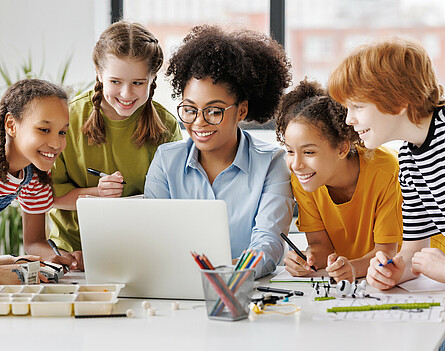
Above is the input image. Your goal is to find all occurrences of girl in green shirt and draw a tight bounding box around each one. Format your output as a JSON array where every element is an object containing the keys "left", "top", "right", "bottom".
[{"left": 25, "top": 21, "right": 182, "bottom": 270}]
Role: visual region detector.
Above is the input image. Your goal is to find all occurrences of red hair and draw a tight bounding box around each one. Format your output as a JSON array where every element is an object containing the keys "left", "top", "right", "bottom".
[{"left": 329, "top": 37, "right": 444, "bottom": 124}]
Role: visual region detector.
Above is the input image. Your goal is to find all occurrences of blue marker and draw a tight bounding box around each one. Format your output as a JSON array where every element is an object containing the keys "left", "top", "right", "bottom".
[{"left": 379, "top": 258, "right": 394, "bottom": 267}]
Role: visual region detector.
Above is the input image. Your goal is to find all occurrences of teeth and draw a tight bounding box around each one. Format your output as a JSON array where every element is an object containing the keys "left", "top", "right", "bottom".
[
  {"left": 298, "top": 173, "right": 314, "bottom": 180},
  {"left": 357, "top": 128, "right": 370, "bottom": 135},
  {"left": 41, "top": 152, "right": 55, "bottom": 158},
  {"left": 196, "top": 131, "right": 215, "bottom": 137},
  {"left": 117, "top": 99, "right": 134, "bottom": 106}
]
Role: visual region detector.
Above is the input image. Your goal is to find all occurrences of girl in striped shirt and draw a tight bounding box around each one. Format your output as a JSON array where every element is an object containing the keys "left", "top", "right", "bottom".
[{"left": 0, "top": 79, "right": 71, "bottom": 283}]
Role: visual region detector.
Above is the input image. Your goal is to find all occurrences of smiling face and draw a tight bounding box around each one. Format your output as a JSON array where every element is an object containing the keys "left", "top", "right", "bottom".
[
  {"left": 181, "top": 77, "right": 247, "bottom": 160},
  {"left": 98, "top": 55, "right": 152, "bottom": 120},
  {"left": 345, "top": 100, "right": 401, "bottom": 149},
  {"left": 7, "top": 96, "right": 69, "bottom": 174},
  {"left": 284, "top": 121, "right": 349, "bottom": 192}
]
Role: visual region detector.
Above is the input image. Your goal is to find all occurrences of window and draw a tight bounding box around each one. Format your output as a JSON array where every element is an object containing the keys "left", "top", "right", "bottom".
[
  {"left": 124, "top": 0, "right": 270, "bottom": 118},
  {"left": 286, "top": 0, "right": 445, "bottom": 85}
]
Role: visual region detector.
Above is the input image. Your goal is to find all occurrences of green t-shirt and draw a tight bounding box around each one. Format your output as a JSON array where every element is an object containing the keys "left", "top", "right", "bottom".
[{"left": 49, "top": 90, "right": 182, "bottom": 251}]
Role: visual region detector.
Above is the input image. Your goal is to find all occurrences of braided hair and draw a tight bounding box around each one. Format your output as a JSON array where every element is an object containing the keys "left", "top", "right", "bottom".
[
  {"left": 82, "top": 21, "right": 166, "bottom": 147},
  {"left": 0, "top": 79, "right": 68, "bottom": 184},
  {"left": 276, "top": 78, "right": 360, "bottom": 157}
]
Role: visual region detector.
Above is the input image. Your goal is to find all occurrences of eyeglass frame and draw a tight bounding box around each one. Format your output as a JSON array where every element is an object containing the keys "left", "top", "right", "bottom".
[{"left": 176, "top": 102, "right": 238, "bottom": 126}]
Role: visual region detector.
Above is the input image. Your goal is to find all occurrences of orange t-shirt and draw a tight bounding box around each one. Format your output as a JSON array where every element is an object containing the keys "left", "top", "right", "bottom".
[{"left": 292, "top": 147, "right": 402, "bottom": 260}]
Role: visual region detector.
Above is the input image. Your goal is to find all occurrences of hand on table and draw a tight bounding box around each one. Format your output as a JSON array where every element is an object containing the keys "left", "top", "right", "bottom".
[
  {"left": 284, "top": 250, "right": 317, "bottom": 276},
  {"left": 0, "top": 254, "right": 40, "bottom": 265},
  {"left": 44, "top": 250, "right": 84, "bottom": 272},
  {"left": 325, "top": 253, "right": 354, "bottom": 283},
  {"left": 366, "top": 251, "right": 405, "bottom": 290},
  {"left": 412, "top": 248, "right": 445, "bottom": 283}
]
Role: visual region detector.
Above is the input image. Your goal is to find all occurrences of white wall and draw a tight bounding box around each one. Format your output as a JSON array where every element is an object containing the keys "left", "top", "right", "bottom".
[{"left": 0, "top": 0, "right": 110, "bottom": 94}]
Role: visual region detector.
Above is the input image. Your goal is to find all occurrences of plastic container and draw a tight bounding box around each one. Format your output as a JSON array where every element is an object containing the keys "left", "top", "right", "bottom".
[
  {"left": 0, "top": 284, "right": 123, "bottom": 318},
  {"left": 11, "top": 296, "right": 31, "bottom": 315},
  {"left": 30, "top": 294, "right": 75, "bottom": 317},
  {"left": 41, "top": 285, "right": 78, "bottom": 295},
  {"left": 200, "top": 266, "right": 254, "bottom": 321},
  {"left": 2, "top": 286, "right": 22, "bottom": 294},
  {"left": 74, "top": 292, "right": 116, "bottom": 316},
  {"left": 21, "top": 286, "right": 43, "bottom": 294},
  {"left": 0, "top": 296, "right": 11, "bottom": 315},
  {"left": 11, "top": 293, "right": 34, "bottom": 299},
  {"left": 77, "top": 284, "right": 124, "bottom": 298}
]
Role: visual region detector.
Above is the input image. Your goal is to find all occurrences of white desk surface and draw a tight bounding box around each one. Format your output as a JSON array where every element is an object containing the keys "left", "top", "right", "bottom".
[{"left": 1, "top": 267, "right": 444, "bottom": 351}]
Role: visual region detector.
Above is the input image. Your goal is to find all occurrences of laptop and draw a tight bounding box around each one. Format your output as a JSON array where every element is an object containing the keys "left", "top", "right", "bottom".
[{"left": 77, "top": 198, "right": 232, "bottom": 299}]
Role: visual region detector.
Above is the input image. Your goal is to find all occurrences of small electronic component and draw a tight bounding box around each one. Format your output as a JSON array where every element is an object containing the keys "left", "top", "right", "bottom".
[
  {"left": 39, "top": 261, "right": 64, "bottom": 283},
  {"left": 336, "top": 280, "right": 367, "bottom": 298},
  {"left": 12, "top": 258, "right": 64, "bottom": 284},
  {"left": 12, "top": 261, "right": 40, "bottom": 285}
]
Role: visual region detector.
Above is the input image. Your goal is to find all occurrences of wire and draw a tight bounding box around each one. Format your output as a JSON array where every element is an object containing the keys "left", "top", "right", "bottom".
[{"left": 260, "top": 303, "right": 301, "bottom": 315}]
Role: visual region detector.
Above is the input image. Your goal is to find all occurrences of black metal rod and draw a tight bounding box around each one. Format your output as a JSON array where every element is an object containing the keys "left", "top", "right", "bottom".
[
  {"left": 111, "top": 0, "right": 123, "bottom": 23},
  {"left": 270, "top": 0, "right": 285, "bottom": 47}
]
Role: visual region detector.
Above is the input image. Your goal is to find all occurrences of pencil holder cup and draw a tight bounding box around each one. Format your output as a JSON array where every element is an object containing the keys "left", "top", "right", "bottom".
[{"left": 200, "top": 266, "right": 254, "bottom": 321}]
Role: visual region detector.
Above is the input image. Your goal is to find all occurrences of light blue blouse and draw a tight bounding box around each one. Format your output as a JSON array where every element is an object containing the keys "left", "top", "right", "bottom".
[{"left": 144, "top": 130, "right": 294, "bottom": 278}]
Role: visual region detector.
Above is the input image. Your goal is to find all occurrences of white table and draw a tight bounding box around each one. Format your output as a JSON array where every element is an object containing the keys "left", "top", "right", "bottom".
[{"left": 1, "top": 268, "right": 444, "bottom": 351}]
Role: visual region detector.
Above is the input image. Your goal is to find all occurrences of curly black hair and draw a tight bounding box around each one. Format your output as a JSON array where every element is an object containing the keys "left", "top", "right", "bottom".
[
  {"left": 0, "top": 79, "right": 68, "bottom": 185},
  {"left": 166, "top": 25, "right": 292, "bottom": 124},
  {"left": 276, "top": 78, "right": 360, "bottom": 156}
]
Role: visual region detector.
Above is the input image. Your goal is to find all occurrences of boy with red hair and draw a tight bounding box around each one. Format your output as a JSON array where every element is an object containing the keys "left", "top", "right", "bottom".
[{"left": 329, "top": 37, "right": 445, "bottom": 290}]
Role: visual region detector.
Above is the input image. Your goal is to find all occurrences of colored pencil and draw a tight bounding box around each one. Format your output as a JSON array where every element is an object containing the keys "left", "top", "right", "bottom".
[
  {"left": 210, "top": 251, "right": 263, "bottom": 316},
  {"left": 191, "top": 252, "right": 243, "bottom": 318}
]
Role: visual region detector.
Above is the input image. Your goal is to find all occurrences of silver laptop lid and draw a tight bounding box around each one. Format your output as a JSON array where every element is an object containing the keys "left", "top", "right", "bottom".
[{"left": 77, "top": 198, "right": 232, "bottom": 299}]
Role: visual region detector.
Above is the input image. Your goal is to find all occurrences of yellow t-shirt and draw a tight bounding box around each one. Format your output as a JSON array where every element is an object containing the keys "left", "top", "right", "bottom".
[
  {"left": 49, "top": 90, "right": 182, "bottom": 252},
  {"left": 293, "top": 146, "right": 402, "bottom": 260}
]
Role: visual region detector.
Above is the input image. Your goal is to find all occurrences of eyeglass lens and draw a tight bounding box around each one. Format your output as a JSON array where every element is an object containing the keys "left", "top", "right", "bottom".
[{"left": 177, "top": 106, "right": 225, "bottom": 125}]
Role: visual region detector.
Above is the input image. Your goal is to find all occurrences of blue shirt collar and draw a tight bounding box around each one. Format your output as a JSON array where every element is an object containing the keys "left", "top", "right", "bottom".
[
  {"left": 185, "top": 129, "right": 249, "bottom": 174},
  {"left": 185, "top": 137, "right": 199, "bottom": 173}
]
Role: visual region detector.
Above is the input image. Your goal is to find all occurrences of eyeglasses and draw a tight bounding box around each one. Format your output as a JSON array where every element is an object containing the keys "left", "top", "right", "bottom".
[{"left": 176, "top": 103, "right": 237, "bottom": 125}]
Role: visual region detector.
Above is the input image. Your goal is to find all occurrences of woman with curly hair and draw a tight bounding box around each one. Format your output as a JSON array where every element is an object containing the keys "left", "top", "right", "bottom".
[
  {"left": 144, "top": 25, "right": 294, "bottom": 278},
  {"left": 276, "top": 79, "right": 402, "bottom": 282}
]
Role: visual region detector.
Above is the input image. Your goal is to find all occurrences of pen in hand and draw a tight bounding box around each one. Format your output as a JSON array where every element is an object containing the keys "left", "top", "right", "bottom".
[
  {"left": 280, "top": 233, "right": 317, "bottom": 272},
  {"left": 378, "top": 258, "right": 394, "bottom": 267},
  {"left": 47, "top": 239, "right": 70, "bottom": 272},
  {"left": 87, "top": 168, "right": 126, "bottom": 184}
]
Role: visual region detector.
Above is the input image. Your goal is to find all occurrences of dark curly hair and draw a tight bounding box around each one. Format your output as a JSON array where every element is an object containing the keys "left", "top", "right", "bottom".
[
  {"left": 166, "top": 25, "right": 292, "bottom": 124},
  {"left": 0, "top": 78, "right": 68, "bottom": 185},
  {"left": 276, "top": 78, "right": 360, "bottom": 157}
]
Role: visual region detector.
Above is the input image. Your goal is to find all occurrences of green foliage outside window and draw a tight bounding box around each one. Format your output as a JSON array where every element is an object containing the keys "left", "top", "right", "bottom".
[{"left": 0, "top": 205, "right": 23, "bottom": 256}]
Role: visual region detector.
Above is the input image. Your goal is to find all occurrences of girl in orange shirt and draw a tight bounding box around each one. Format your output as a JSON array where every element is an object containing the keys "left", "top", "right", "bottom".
[{"left": 276, "top": 79, "right": 402, "bottom": 282}]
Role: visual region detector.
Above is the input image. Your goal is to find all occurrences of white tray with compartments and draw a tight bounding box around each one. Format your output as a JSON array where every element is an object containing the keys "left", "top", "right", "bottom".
[{"left": 0, "top": 284, "right": 124, "bottom": 317}]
